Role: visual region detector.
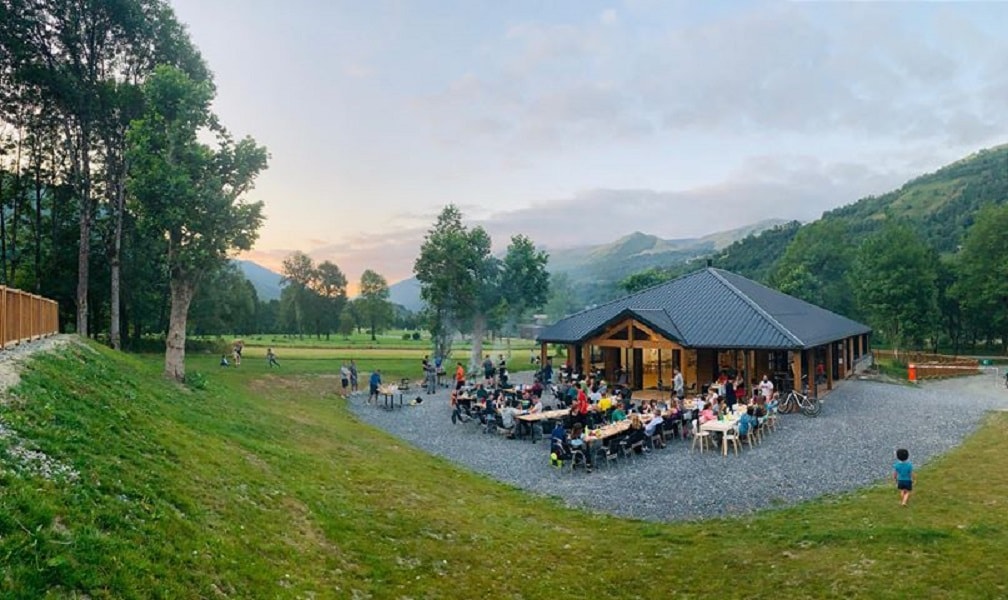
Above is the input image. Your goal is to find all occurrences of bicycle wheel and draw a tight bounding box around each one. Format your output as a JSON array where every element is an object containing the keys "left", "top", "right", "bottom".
[
  {"left": 779, "top": 392, "right": 797, "bottom": 414},
  {"left": 800, "top": 395, "right": 822, "bottom": 417}
]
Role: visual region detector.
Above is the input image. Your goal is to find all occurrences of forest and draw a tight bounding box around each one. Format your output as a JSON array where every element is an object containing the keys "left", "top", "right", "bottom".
[{"left": 621, "top": 145, "right": 1008, "bottom": 355}]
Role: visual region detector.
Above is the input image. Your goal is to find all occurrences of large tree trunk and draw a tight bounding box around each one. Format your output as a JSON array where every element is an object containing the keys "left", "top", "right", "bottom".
[
  {"left": 470, "top": 312, "right": 487, "bottom": 372},
  {"left": 165, "top": 277, "right": 195, "bottom": 382},
  {"left": 76, "top": 125, "right": 92, "bottom": 337},
  {"left": 109, "top": 152, "right": 125, "bottom": 350}
]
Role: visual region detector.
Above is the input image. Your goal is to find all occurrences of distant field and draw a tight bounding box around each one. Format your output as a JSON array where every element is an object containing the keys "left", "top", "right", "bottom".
[{"left": 2, "top": 339, "right": 1005, "bottom": 598}]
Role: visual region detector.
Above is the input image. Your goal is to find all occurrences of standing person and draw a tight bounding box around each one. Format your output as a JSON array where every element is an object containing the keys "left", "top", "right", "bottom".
[
  {"left": 455, "top": 361, "right": 466, "bottom": 391},
  {"left": 893, "top": 448, "right": 916, "bottom": 507},
  {"left": 266, "top": 347, "right": 279, "bottom": 368},
  {"left": 425, "top": 359, "right": 436, "bottom": 394},
  {"left": 673, "top": 368, "right": 684, "bottom": 401},
  {"left": 759, "top": 374, "right": 774, "bottom": 402},
  {"left": 340, "top": 363, "right": 351, "bottom": 397},
  {"left": 542, "top": 357, "right": 553, "bottom": 384},
  {"left": 368, "top": 369, "right": 382, "bottom": 405},
  {"left": 482, "top": 355, "right": 494, "bottom": 384},
  {"left": 232, "top": 340, "right": 243, "bottom": 367},
  {"left": 349, "top": 360, "right": 359, "bottom": 392}
]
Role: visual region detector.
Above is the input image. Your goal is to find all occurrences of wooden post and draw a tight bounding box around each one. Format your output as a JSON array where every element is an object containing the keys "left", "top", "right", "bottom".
[
  {"left": 826, "top": 343, "right": 834, "bottom": 391},
  {"left": 804, "top": 348, "right": 815, "bottom": 397},
  {"left": 581, "top": 344, "right": 591, "bottom": 378},
  {"left": 539, "top": 342, "right": 548, "bottom": 368}
]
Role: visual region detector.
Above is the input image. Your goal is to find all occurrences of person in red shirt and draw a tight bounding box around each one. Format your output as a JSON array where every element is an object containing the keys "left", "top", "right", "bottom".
[
  {"left": 571, "top": 383, "right": 589, "bottom": 426},
  {"left": 455, "top": 362, "right": 466, "bottom": 391}
]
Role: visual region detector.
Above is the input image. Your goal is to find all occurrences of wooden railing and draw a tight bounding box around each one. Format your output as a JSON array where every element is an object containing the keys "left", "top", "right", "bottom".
[
  {"left": 1, "top": 286, "right": 60, "bottom": 349},
  {"left": 874, "top": 349, "right": 980, "bottom": 380}
]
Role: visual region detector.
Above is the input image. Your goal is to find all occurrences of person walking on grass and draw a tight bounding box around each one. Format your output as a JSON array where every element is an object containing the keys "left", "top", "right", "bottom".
[
  {"left": 266, "top": 347, "right": 279, "bottom": 368},
  {"left": 893, "top": 448, "right": 916, "bottom": 506}
]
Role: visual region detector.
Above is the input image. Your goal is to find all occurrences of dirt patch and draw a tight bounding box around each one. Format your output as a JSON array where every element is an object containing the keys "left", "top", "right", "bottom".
[{"left": 0, "top": 334, "right": 74, "bottom": 398}]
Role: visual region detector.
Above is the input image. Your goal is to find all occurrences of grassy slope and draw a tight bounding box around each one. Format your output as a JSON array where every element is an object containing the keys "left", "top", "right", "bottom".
[{"left": 1, "top": 341, "right": 1006, "bottom": 599}]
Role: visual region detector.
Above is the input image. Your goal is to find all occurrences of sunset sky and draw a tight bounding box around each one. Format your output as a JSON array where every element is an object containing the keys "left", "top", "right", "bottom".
[{"left": 170, "top": 0, "right": 1008, "bottom": 285}]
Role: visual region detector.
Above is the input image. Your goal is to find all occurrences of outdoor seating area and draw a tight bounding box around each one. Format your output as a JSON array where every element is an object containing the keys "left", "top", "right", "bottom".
[{"left": 443, "top": 367, "right": 786, "bottom": 472}]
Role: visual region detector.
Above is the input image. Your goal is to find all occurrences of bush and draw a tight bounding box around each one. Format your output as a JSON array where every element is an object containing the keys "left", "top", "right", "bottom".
[
  {"left": 412, "top": 332, "right": 421, "bottom": 341},
  {"left": 402, "top": 333, "right": 411, "bottom": 340},
  {"left": 186, "top": 371, "right": 208, "bottom": 390}
]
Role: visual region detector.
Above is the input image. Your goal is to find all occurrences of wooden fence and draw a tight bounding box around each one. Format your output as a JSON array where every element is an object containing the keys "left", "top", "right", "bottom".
[
  {"left": 1, "top": 286, "right": 60, "bottom": 349},
  {"left": 874, "top": 349, "right": 980, "bottom": 379}
]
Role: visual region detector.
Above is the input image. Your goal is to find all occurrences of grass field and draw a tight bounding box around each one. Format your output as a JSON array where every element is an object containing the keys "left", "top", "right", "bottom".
[{"left": 1, "top": 339, "right": 1006, "bottom": 598}]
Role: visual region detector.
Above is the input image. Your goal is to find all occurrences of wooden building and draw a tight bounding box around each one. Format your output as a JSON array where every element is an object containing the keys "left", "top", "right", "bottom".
[{"left": 536, "top": 268, "right": 871, "bottom": 396}]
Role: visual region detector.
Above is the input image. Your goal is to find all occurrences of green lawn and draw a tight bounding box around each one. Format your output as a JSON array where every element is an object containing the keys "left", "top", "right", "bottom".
[{"left": 1, "top": 339, "right": 1005, "bottom": 598}]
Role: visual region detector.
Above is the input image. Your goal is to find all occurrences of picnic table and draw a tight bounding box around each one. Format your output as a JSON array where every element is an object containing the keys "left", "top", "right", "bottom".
[{"left": 378, "top": 385, "right": 404, "bottom": 410}]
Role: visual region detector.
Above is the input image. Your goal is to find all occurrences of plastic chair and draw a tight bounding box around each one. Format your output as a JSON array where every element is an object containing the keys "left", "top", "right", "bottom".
[{"left": 690, "top": 419, "right": 711, "bottom": 453}]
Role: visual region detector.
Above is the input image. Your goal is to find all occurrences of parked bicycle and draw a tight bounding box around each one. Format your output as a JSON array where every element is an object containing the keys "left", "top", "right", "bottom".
[{"left": 779, "top": 378, "right": 822, "bottom": 417}]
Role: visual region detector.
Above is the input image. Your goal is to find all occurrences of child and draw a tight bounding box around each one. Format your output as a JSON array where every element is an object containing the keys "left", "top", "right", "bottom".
[
  {"left": 893, "top": 448, "right": 915, "bottom": 506},
  {"left": 219, "top": 354, "right": 229, "bottom": 367}
]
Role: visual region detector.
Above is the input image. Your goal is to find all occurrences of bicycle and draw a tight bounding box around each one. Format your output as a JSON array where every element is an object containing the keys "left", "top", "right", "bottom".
[{"left": 779, "top": 384, "right": 822, "bottom": 417}]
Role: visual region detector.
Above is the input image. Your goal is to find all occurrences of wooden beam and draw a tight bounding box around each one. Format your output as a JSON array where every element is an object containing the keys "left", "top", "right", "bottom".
[{"left": 826, "top": 343, "right": 834, "bottom": 390}]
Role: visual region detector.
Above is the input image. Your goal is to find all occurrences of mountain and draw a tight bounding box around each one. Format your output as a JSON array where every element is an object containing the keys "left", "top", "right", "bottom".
[
  {"left": 386, "top": 220, "right": 788, "bottom": 314},
  {"left": 705, "top": 143, "right": 1008, "bottom": 285},
  {"left": 388, "top": 277, "right": 424, "bottom": 312},
  {"left": 548, "top": 219, "right": 788, "bottom": 285},
  {"left": 236, "top": 260, "right": 284, "bottom": 301}
]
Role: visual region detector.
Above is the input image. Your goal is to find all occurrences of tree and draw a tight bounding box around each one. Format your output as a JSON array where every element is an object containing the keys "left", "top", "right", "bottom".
[
  {"left": 500, "top": 234, "right": 550, "bottom": 330},
  {"left": 414, "top": 205, "right": 494, "bottom": 366},
  {"left": 849, "top": 224, "right": 937, "bottom": 360},
  {"left": 620, "top": 267, "right": 673, "bottom": 294},
  {"left": 543, "top": 272, "right": 582, "bottom": 321},
  {"left": 127, "top": 65, "right": 266, "bottom": 381},
  {"left": 770, "top": 219, "right": 854, "bottom": 315},
  {"left": 337, "top": 308, "right": 355, "bottom": 339},
  {"left": 953, "top": 204, "right": 1008, "bottom": 350},
  {"left": 279, "top": 251, "right": 316, "bottom": 337},
  {"left": 314, "top": 260, "right": 347, "bottom": 340},
  {"left": 358, "top": 269, "right": 392, "bottom": 341},
  {"left": 415, "top": 205, "right": 550, "bottom": 368}
]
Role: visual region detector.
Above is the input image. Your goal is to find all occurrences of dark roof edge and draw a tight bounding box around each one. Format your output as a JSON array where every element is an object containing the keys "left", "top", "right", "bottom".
[{"left": 708, "top": 268, "right": 805, "bottom": 347}]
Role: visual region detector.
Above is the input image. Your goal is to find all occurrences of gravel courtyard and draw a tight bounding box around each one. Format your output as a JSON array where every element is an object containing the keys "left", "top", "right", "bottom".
[{"left": 349, "top": 371, "right": 1008, "bottom": 522}]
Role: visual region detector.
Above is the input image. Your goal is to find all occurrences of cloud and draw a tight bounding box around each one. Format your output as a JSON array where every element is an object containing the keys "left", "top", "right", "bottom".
[
  {"left": 477, "top": 156, "right": 911, "bottom": 250},
  {"left": 415, "top": 3, "right": 1008, "bottom": 157}
]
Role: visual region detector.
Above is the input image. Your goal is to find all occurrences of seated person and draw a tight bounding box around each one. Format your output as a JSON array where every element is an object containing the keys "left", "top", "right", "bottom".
[
  {"left": 567, "top": 422, "right": 592, "bottom": 469},
  {"left": 219, "top": 354, "right": 229, "bottom": 367},
  {"left": 699, "top": 401, "right": 716, "bottom": 424},
  {"left": 662, "top": 404, "right": 681, "bottom": 439},
  {"left": 530, "top": 380, "right": 544, "bottom": 398},
  {"left": 737, "top": 405, "right": 757, "bottom": 437},
  {"left": 644, "top": 409, "right": 665, "bottom": 448},
  {"left": 610, "top": 400, "right": 627, "bottom": 422},
  {"left": 625, "top": 413, "right": 648, "bottom": 453},
  {"left": 500, "top": 400, "right": 520, "bottom": 437}
]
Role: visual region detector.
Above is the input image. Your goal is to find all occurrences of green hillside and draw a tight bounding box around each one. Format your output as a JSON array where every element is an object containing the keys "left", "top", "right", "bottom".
[
  {"left": 704, "top": 144, "right": 1008, "bottom": 284},
  {"left": 2, "top": 340, "right": 1008, "bottom": 597}
]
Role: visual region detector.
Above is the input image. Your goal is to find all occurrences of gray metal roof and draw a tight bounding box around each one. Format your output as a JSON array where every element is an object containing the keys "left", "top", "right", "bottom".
[{"left": 536, "top": 267, "right": 871, "bottom": 350}]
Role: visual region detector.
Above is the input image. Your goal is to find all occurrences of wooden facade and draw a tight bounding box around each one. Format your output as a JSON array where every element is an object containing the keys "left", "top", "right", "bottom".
[{"left": 542, "top": 315, "right": 870, "bottom": 397}]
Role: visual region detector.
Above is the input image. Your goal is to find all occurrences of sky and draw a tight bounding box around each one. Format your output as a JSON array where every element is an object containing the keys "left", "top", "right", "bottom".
[{"left": 169, "top": 0, "right": 1008, "bottom": 286}]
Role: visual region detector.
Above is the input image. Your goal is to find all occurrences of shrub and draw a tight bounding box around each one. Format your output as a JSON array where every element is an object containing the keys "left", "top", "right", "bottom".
[
  {"left": 412, "top": 332, "right": 421, "bottom": 341},
  {"left": 186, "top": 371, "right": 208, "bottom": 390}
]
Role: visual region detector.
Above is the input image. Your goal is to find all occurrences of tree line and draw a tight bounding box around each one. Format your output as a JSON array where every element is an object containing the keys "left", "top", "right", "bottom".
[{"left": 0, "top": 0, "right": 266, "bottom": 380}]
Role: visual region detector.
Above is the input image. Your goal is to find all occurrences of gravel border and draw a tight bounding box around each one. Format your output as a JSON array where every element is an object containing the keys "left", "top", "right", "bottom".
[{"left": 350, "top": 371, "right": 1008, "bottom": 522}]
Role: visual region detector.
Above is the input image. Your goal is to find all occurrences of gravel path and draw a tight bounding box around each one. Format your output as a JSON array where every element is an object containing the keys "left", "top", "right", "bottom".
[{"left": 349, "top": 371, "right": 1008, "bottom": 522}]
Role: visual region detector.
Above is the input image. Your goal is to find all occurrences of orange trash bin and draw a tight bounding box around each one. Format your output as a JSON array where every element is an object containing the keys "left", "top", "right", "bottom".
[{"left": 908, "top": 363, "right": 917, "bottom": 382}]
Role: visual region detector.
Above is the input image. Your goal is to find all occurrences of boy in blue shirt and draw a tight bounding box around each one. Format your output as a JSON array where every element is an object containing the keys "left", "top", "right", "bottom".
[{"left": 893, "top": 448, "right": 915, "bottom": 507}]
